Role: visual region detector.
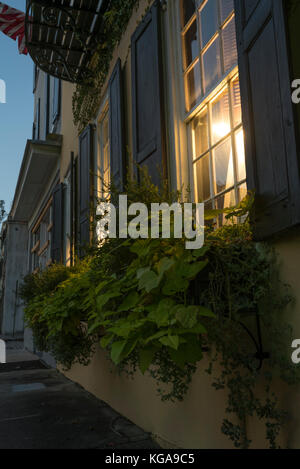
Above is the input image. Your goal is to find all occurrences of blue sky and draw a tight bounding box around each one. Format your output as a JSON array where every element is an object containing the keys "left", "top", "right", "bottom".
[{"left": 0, "top": 0, "right": 33, "bottom": 213}]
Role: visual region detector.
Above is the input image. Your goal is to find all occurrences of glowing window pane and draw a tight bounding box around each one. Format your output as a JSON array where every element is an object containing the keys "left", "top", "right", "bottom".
[
  {"left": 235, "top": 129, "right": 246, "bottom": 182},
  {"left": 211, "top": 87, "right": 231, "bottom": 144},
  {"left": 185, "top": 61, "right": 201, "bottom": 111},
  {"left": 195, "top": 153, "right": 211, "bottom": 201},
  {"left": 182, "top": 19, "right": 199, "bottom": 70},
  {"left": 193, "top": 108, "right": 209, "bottom": 158},
  {"left": 232, "top": 77, "right": 242, "bottom": 127},
  {"left": 222, "top": 17, "right": 238, "bottom": 73},
  {"left": 213, "top": 137, "right": 234, "bottom": 194}
]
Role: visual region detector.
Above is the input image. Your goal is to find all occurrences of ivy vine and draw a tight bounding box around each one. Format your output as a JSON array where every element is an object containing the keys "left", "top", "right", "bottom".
[{"left": 72, "top": 0, "right": 144, "bottom": 131}]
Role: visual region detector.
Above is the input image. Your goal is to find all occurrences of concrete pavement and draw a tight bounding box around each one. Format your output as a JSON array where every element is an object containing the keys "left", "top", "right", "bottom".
[{"left": 0, "top": 347, "right": 159, "bottom": 449}]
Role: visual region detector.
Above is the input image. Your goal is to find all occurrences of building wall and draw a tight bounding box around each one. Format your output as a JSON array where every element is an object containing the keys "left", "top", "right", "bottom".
[
  {"left": 25, "top": 0, "right": 300, "bottom": 449},
  {"left": 63, "top": 350, "right": 234, "bottom": 449},
  {"left": 1, "top": 221, "right": 28, "bottom": 336},
  {"left": 273, "top": 231, "right": 300, "bottom": 449},
  {"left": 57, "top": 0, "right": 297, "bottom": 448},
  {"left": 0, "top": 222, "right": 7, "bottom": 330},
  {"left": 61, "top": 230, "right": 300, "bottom": 449},
  {"left": 23, "top": 81, "right": 77, "bottom": 359},
  {"left": 60, "top": 82, "right": 79, "bottom": 181},
  {"left": 287, "top": 1, "right": 300, "bottom": 138},
  {"left": 58, "top": 0, "right": 151, "bottom": 183}
]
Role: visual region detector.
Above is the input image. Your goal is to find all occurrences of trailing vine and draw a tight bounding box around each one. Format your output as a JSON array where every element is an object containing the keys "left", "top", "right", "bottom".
[
  {"left": 72, "top": 0, "right": 144, "bottom": 131},
  {"left": 21, "top": 173, "right": 300, "bottom": 448},
  {"left": 20, "top": 262, "right": 97, "bottom": 370}
]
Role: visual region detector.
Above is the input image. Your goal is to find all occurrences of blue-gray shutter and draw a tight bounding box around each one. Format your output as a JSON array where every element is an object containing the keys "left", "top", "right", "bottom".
[
  {"left": 109, "top": 59, "right": 125, "bottom": 191},
  {"left": 45, "top": 74, "right": 50, "bottom": 138},
  {"left": 131, "top": 2, "right": 167, "bottom": 187},
  {"left": 52, "top": 78, "right": 61, "bottom": 124},
  {"left": 51, "top": 183, "right": 63, "bottom": 264},
  {"left": 79, "top": 124, "right": 93, "bottom": 256},
  {"left": 235, "top": 0, "right": 300, "bottom": 239}
]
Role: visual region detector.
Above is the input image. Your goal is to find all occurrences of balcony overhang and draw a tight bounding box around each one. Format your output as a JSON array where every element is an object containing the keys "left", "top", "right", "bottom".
[
  {"left": 11, "top": 136, "right": 62, "bottom": 222},
  {"left": 25, "top": 0, "right": 110, "bottom": 84}
]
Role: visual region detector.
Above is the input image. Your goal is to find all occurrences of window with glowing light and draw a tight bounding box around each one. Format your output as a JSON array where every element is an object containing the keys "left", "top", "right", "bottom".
[
  {"left": 30, "top": 200, "right": 53, "bottom": 273},
  {"left": 96, "top": 104, "right": 110, "bottom": 199},
  {"left": 180, "top": 0, "right": 247, "bottom": 223}
]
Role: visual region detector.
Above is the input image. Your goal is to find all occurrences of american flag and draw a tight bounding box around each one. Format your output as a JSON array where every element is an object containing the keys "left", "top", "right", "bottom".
[{"left": 0, "top": 2, "right": 28, "bottom": 55}]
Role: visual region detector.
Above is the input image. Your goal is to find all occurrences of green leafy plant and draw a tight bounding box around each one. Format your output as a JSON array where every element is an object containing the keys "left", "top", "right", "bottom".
[
  {"left": 21, "top": 172, "right": 299, "bottom": 448},
  {"left": 200, "top": 240, "right": 295, "bottom": 449},
  {"left": 20, "top": 261, "right": 97, "bottom": 370},
  {"left": 88, "top": 236, "right": 213, "bottom": 400}
]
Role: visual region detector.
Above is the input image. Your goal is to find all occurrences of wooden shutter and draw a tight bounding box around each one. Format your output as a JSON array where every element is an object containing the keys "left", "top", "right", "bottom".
[
  {"left": 33, "top": 64, "right": 38, "bottom": 93},
  {"left": 131, "top": 2, "right": 166, "bottom": 187},
  {"left": 79, "top": 124, "right": 93, "bottom": 256},
  {"left": 52, "top": 78, "right": 61, "bottom": 124},
  {"left": 32, "top": 122, "right": 36, "bottom": 140},
  {"left": 235, "top": 0, "right": 300, "bottom": 239},
  {"left": 109, "top": 59, "right": 125, "bottom": 191},
  {"left": 45, "top": 74, "right": 50, "bottom": 138},
  {"left": 51, "top": 183, "right": 63, "bottom": 264},
  {"left": 37, "top": 98, "right": 40, "bottom": 140}
]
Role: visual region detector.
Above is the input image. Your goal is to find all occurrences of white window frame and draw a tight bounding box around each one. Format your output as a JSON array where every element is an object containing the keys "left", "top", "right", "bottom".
[
  {"left": 30, "top": 199, "right": 53, "bottom": 273},
  {"left": 63, "top": 172, "right": 71, "bottom": 266},
  {"left": 94, "top": 95, "right": 110, "bottom": 200},
  {"left": 165, "top": 0, "right": 246, "bottom": 211}
]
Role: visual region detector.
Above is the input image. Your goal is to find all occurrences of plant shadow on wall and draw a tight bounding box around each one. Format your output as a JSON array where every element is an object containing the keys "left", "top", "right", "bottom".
[{"left": 20, "top": 170, "right": 300, "bottom": 449}]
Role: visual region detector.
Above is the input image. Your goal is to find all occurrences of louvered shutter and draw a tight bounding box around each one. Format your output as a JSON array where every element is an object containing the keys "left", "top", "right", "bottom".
[
  {"left": 109, "top": 59, "right": 125, "bottom": 191},
  {"left": 52, "top": 78, "right": 61, "bottom": 124},
  {"left": 51, "top": 183, "right": 63, "bottom": 263},
  {"left": 235, "top": 0, "right": 300, "bottom": 239},
  {"left": 79, "top": 124, "right": 93, "bottom": 256},
  {"left": 131, "top": 2, "right": 167, "bottom": 187}
]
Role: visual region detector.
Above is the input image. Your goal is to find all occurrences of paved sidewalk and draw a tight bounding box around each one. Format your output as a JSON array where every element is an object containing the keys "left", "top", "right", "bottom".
[{"left": 0, "top": 347, "right": 159, "bottom": 449}]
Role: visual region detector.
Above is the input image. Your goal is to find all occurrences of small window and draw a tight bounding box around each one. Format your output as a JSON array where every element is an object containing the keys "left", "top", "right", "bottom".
[
  {"left": 32, "top": 122, "right": 36, "bottom": 140},
  {"left": 96, "top": 103, "right": 110, "bottom": 199},
  {"left": 37, "top": 98, "right": 40, "bottom": 140},
  {"left": 33, "top": 98, "right": 40, "bottom": 140},
  {"left": 31, "top": 201, "right": 53, "bottom": 272},
  {"left": 181, "top": 0, "right": 237, "bottom": 112}
]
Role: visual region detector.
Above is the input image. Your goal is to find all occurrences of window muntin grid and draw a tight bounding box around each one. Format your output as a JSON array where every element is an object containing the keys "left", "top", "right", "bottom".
[
  {"left": 180, "top": 0, "right": 246, "bottom": 221},
  {"left": 31, "top": 203, "right": 52, "bottom": 272},
  {"left": 181, "top": 0, "right": 238, "bottom": 113},
  {"left": 191, "top": 74, "right": 247, "bottom": 216}
]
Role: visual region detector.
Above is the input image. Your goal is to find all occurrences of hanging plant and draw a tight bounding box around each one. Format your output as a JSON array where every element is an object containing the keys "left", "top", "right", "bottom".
[{"left": 72, "top": 0, "right": 143, "bottom": 131}]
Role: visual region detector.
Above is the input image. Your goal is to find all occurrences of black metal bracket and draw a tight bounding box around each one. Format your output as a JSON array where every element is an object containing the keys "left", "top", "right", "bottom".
[{"left": 237, "top": 311, "right": 270, "bottom": 371}]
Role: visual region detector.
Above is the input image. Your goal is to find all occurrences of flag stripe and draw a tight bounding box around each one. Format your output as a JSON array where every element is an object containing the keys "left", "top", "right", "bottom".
[{"left": 0, "top": 2, "right": 28, "bottom": 54}]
